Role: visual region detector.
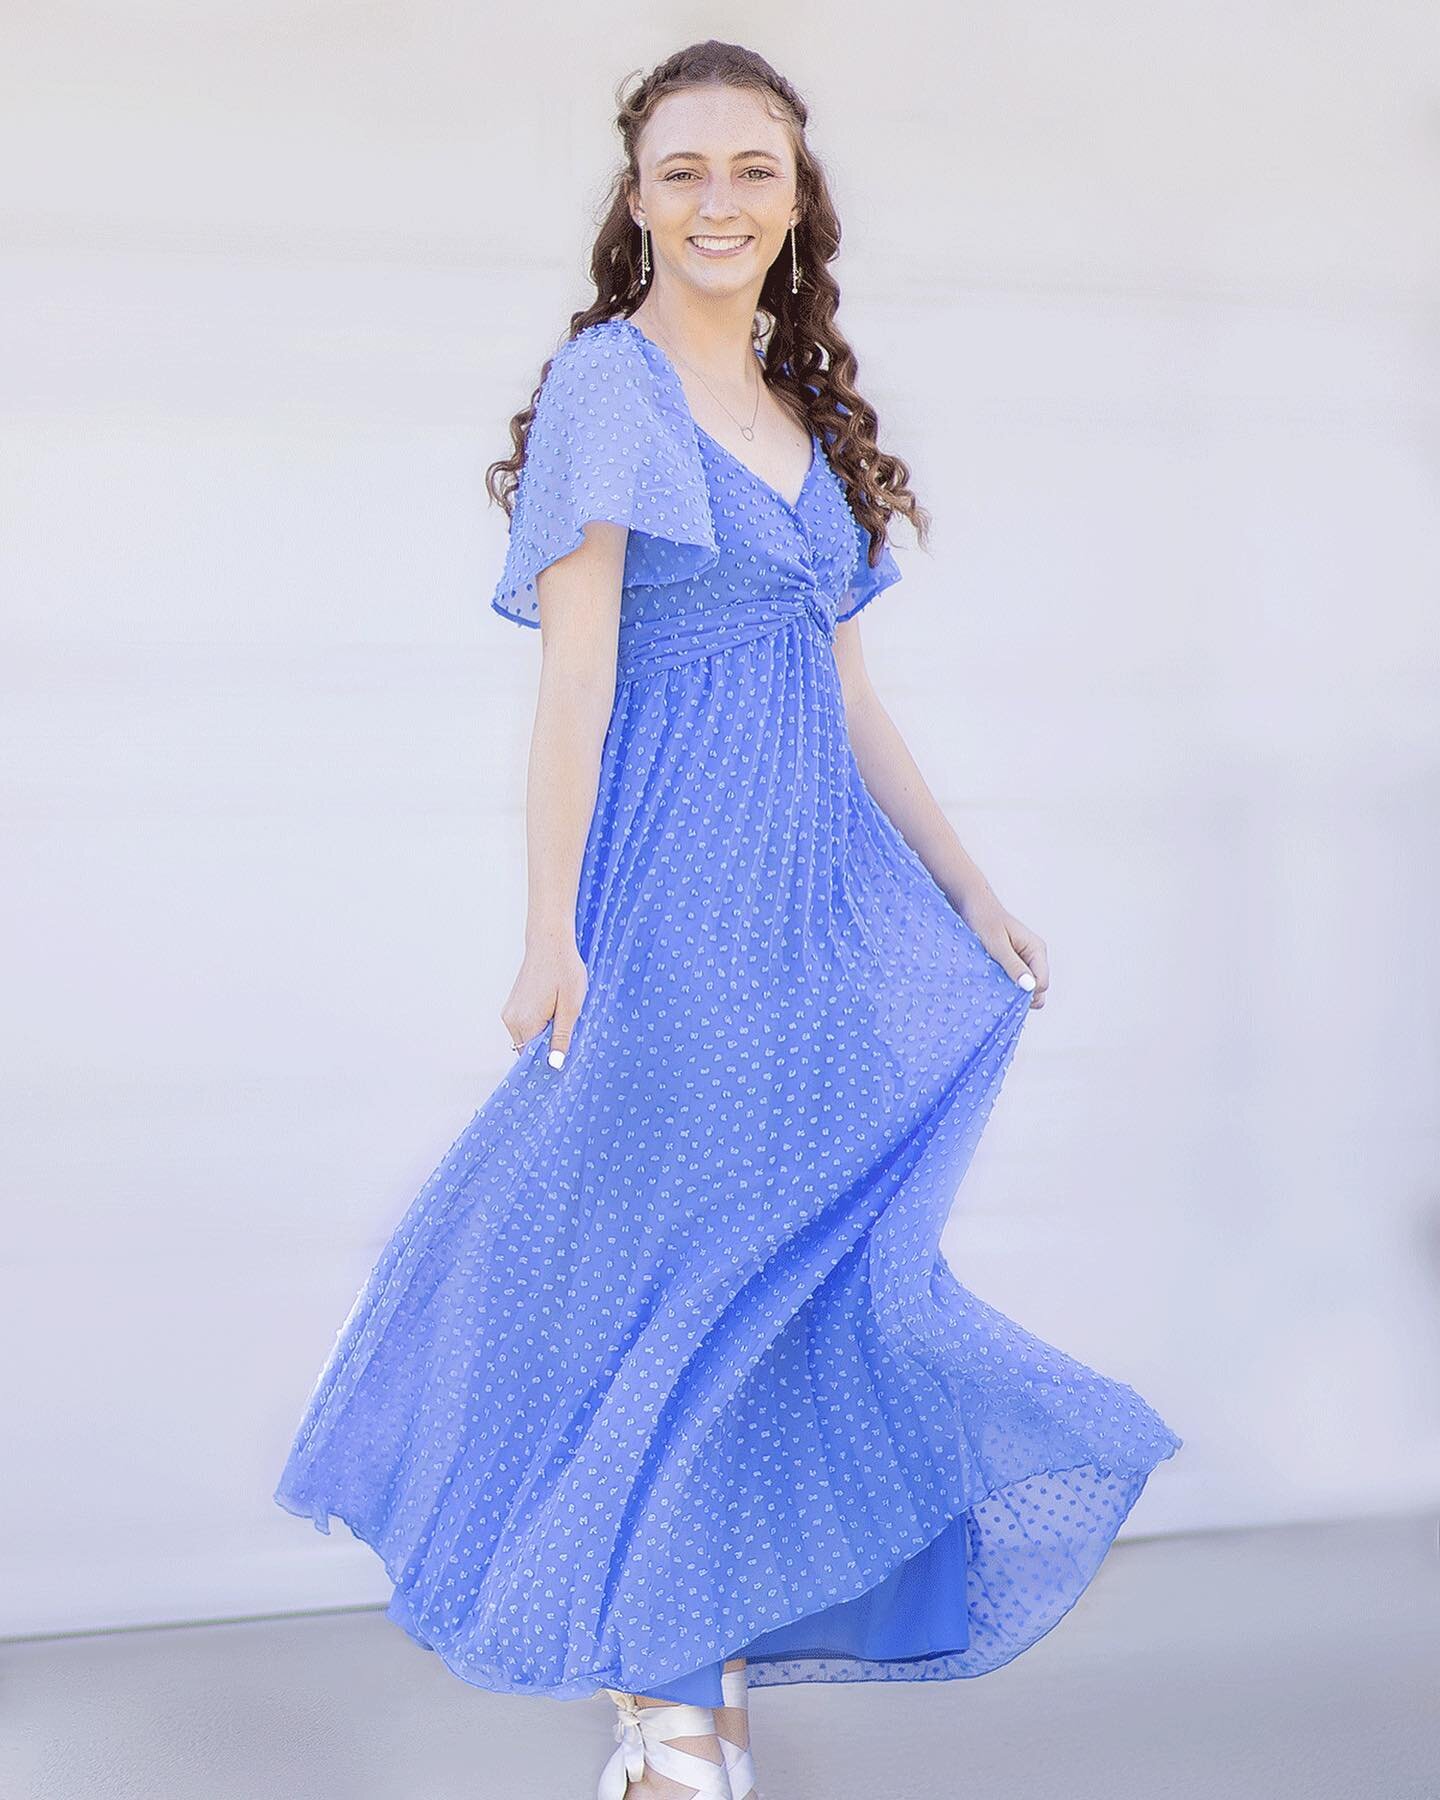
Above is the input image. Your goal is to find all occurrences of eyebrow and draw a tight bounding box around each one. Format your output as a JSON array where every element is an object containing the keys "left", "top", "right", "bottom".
[{"left": 655, "top": 149, "right": 783, "bottom": 166}]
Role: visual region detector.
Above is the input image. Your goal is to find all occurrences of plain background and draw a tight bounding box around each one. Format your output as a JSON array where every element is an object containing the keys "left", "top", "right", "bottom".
[{"left": 3, "top": 3, "right": 1437, "bottom": 1639}]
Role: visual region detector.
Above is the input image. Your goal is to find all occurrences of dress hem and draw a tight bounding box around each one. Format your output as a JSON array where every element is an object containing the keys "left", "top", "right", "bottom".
[{"left": 273, "top": 1431, "right": 1181, "bottom": 1703}]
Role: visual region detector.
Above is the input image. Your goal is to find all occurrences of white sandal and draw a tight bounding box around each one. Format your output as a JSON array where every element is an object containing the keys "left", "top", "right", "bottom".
[
  {"left": 719, "top": 1662, "right": 760, "bottom": 1800},
  {"left": 597, "top": 1690, "right": 732, "bottom": 1800}
]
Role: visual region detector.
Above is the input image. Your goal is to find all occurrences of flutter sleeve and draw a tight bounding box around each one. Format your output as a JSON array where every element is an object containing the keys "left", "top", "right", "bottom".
[
  {"left": 490, "top": 323, "right": 718, "bottom": 627},
  {"left": 835, "top": 520, "right": 903, "bottom": 624}
]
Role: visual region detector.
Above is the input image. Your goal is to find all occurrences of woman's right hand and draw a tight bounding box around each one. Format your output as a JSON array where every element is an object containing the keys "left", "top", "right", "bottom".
[{"left": 501, "top": 929, "right": 589, "bottom": 1069}]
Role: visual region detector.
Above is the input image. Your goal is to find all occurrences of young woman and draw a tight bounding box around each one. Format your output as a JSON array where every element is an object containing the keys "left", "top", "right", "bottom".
[{"left": 275, "top": 40, "right": 1183, "bottom": 1800}]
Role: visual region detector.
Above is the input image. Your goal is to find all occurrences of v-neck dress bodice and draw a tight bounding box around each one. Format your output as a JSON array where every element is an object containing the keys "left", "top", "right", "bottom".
[
  {"left": 489, "top": 316, "right": 901, "bottom": 679},
  {"left": 273, "top": 311, "right": 1184, "bottom": 1712}
]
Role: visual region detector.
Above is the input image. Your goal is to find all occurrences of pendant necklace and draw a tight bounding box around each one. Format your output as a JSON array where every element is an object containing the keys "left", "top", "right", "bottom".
[{"left": 650, "top": 325, "right": 763, "bottom": 441}]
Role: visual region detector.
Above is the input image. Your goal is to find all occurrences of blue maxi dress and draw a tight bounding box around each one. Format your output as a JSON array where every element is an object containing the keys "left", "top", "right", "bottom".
[{"left": 273, "top": 314, "right": 1183, "bottom": 1706}]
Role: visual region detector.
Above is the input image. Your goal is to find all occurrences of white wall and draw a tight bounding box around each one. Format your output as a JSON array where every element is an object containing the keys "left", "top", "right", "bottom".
[{"left": 3, "top": 3, "right": 1437, "bottom": 1637}]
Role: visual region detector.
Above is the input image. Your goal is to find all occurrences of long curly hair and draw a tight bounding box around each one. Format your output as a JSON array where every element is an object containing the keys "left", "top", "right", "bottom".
[{"left": 484, "top": 39, "right": 930, "bottom": 568}]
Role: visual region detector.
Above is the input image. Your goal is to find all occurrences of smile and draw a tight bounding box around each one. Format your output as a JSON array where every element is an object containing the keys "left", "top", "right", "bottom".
[{"left": 688, "top": 234, "right": 754, "bottom": 258}]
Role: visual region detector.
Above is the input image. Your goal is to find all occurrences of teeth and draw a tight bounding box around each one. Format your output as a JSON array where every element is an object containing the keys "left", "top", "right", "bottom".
[{"left": 691, "top": 235, "right": 750, "bottom": 248}]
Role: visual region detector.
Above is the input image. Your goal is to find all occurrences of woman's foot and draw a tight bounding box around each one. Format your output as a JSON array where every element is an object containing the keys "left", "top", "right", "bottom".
[
  {"left": 714, "top": 1658, "right": 758, "bottom": 1800},
  {"left": 598, "top": 1690, "right": 729, "bottom": 1800}
]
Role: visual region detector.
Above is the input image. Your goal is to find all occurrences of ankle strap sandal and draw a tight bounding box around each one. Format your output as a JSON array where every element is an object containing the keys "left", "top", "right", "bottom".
[
  {"left": 720, "top": 1663, "right": 760, "bottom": 1800},
  {"left": 597, "top": 1690, "right": 732, "bottom": 1800}
]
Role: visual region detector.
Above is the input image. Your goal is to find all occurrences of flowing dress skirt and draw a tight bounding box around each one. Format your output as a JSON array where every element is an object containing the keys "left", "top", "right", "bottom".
[{"left": 274, "top": 611, "right": 1182, "bottom": 1702}]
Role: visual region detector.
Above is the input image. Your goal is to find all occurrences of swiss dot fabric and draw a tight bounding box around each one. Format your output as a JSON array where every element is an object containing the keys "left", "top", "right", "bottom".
[
  {"left": 489, "top": 316, "right": 902, "bottom": 663},
  {"left": 274, "top": 314, "right": 1183, "bottom": 1706}
]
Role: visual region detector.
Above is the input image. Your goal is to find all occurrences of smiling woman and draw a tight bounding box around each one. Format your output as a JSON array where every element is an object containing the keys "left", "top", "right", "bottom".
[
  {"left": 626, "top": 112, "right": 817, "bottom": 516},
  {"left": 272, "top": 36, "right": 1183, "bottom": 1800}
]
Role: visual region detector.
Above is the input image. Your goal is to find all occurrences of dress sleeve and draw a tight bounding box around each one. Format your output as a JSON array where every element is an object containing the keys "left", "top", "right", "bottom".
[
  {"left": 490, "top": 324, "right": 718, "bottom": 628},
  {"left": 835, "top": 519, "right": 903, "bottom": 624}
]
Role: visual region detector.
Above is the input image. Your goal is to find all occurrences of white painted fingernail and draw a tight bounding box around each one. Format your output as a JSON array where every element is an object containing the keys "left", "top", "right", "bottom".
[
  {"left": 1017, "top": 971, "right": 1036, "bottom": 991},
  {"left": 548, "top": 1050, "right": 565, "bottom": 1069}
]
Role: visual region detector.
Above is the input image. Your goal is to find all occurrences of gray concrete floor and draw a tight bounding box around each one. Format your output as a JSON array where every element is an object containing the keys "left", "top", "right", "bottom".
[{"left": 1, "top": 1515, "right": 1435, "bottom": 1800}]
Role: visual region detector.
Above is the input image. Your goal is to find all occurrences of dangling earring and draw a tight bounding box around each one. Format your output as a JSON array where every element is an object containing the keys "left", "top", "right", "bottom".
[
  {"left": 638, "top": 221, "right": 650, "bottom": 286},
  {"left": 789, "top": 222, "right": 800, "bottom": 294}
]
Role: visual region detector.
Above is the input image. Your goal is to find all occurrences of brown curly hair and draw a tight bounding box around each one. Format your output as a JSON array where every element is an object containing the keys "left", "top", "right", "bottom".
[{"left": 484, "top": 39, "right": 930, "bottom": 571}]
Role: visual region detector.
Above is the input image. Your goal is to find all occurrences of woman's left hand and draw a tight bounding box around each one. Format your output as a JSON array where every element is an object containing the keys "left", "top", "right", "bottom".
[{"left": 956, "top": 886, "right": 1049, "bottom": 1010}]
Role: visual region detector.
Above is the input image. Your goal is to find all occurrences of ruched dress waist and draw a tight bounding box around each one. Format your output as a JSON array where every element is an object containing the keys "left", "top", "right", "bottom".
[{"left": 614, "top": 586, "right": 835, "bottom": 682}]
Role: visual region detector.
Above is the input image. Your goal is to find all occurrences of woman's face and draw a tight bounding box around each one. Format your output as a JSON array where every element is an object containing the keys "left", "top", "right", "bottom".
[{"left": 631, "top": 84, "right": 799, "bottom": 303}]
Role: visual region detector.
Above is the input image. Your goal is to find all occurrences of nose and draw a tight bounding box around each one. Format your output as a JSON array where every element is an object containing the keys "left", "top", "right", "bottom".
[{"left": 696, "top": 183, "right": 743, "bottom": 222}]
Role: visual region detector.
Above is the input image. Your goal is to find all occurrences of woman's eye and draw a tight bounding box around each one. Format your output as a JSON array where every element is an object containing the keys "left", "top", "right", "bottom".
[{"left": 663, "top": 168, "right": 777, "bottom": 182}]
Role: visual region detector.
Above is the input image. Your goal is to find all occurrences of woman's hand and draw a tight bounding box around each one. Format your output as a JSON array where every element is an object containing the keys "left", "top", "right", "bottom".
[
  {"left": 956, "top": 884, "right": 1050, "bottom": 1010},
  {"left": 501, "top": 929, "right": 589, "bottom": 1068}
]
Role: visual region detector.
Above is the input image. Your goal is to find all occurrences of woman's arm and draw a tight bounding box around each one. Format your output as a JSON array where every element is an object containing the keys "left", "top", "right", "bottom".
[
  {"left": 832, "top": 617, "right": 1049, "bottom": 1008},
  {"left": 499, "top": 520, "right": 628, "bottom": 1067}
]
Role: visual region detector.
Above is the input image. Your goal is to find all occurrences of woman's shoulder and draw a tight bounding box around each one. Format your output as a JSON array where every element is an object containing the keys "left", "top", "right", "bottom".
[
  {"left": 538, "top": 316, "right": 650, "bottom": 404},
  {"left": 528, "top": 316, "right": 697, "bottom": 480}
]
